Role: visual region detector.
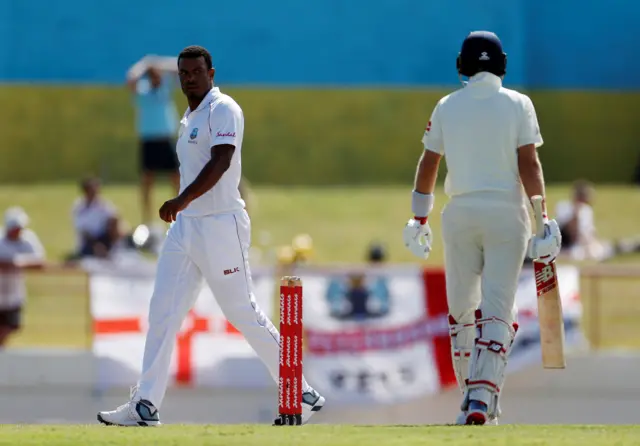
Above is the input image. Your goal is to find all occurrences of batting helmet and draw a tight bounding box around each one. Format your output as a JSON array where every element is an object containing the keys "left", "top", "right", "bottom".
[{"left": 456, "top": 31, "right": 507, "bottom": 78}]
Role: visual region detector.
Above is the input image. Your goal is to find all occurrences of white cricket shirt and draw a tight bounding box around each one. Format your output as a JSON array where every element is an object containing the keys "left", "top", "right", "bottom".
[
  {"left": 422, "top": 72, "right": 543, "bottom": 201},
  {"left": 177, "top": 87, "right": 245, "bottom": 216},
  {"left": 0, "top": 229, "right": 45, "bottom": 309}
]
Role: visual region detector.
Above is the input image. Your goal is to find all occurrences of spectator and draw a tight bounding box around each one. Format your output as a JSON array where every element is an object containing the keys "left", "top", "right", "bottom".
[
  {"left": 367, "top": 243, "right": 386, "bottom": 263},
  {"left": 0, "top": 207, "right": 45, "bottom": 348},
  {"left": 555, "top": 180, "right": 640, "bottom": 261},
  {"left": 68, "top": 177, "right": 122, "bottom": 261},
  {"left": 126, "top": 55, "right": 180, "bottom": 224}
]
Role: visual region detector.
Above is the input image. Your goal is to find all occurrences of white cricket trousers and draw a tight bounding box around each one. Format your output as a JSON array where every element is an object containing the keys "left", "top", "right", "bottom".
[
  {"left": 136, "top": 209, "right": 310, "bottom": 408},
  {"left": 441, "top": 192, "right": 530, "bottom": 328},
  {"left": 442, "top": 192, "right": 531, "bottom": 407}
]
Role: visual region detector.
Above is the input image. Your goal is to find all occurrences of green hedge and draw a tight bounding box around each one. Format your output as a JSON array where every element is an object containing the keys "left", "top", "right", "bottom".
[{"left": 0, "top": 85, "right": 637, "bottom": 184}]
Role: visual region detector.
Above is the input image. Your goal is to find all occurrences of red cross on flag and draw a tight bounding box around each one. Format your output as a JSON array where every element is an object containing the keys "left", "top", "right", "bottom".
[{"left": 90, "top": 267, "right": 276, "bottom": 390}]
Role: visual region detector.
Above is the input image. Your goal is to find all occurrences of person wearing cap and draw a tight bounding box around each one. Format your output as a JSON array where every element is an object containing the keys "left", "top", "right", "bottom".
[
  {"left": 0, "top": 207, "right": 45, "bottom": 347},
  {"left": 403, "top": 31, "right": 562, "bottom": 425}
]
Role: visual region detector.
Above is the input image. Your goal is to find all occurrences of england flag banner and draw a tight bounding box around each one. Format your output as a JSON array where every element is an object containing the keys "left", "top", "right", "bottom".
[
  {"left": 296, "top": 263, "right": 582, "bottom": 406},
  {"left": 88, "top": 258, "right": 276, "bottom": 391},
  {"left": 299, "top": 265, "right": 452, "bottom": 405},
  {"left": 88, "top": 258, "right": 581, "bottom": 404}
]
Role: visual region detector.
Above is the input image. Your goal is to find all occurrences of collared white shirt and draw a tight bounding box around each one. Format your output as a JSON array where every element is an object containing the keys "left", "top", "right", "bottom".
[
  {"left": 177, "top": 87, "right": 245, "bottom": 216},
  {"left": 72, "top": 197, "right": 117, "bottom": 249},
  {"left": 422, "top": 72, "right": 543, "bottom": 201},
  {"left": 0, "top": 229, "right": 45, "bottom": 309}
]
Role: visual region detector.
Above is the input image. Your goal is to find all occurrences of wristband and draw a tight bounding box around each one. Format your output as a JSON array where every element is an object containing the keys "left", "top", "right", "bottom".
[{"left": 412, "top": 191, "right": 434, "bottom": 218}]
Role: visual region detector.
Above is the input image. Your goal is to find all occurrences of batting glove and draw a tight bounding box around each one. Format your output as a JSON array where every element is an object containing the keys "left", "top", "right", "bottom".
[
  {"left": 527, "top": 218, "right": 562, "bottom": 264},
  {"left": 403, "top": 217, "right": 433, "bottom": 259}
]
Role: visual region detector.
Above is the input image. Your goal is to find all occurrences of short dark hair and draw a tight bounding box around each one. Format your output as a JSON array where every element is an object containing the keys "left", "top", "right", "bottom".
[
  {"left": 573, "top": 179, "right": 594, "bottom": 198},
  {"left": 178, "top": 46, "right": 213, "bottom": 69},
  {"left": 367, "top": 243, "right": 386, "bottom": 263},
  {"left": 80, "top": 175, "right": 100, "bottom": 190}
]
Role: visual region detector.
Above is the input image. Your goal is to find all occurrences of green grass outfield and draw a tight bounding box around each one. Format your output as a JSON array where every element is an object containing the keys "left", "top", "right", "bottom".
[
  {"left": 2, "top": 183, "right": 638, "bottom": 349},
  {"left": 2, "top": 183, "right": 639, "bottom": 264},
  {"left": 1, "top": 425, "right": 639, "bottom": 446}
]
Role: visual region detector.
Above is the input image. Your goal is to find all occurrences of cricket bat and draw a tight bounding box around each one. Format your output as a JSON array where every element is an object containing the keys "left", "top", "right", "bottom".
[{"left": 531, "top": 195, "right": 566, "bottom": 369}]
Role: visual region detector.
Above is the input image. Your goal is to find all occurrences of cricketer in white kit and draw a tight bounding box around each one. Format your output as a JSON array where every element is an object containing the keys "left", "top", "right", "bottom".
[
  {"left": 403, "top": 31, "right": 562, "bottom": 425},
  {"left": 98, "top": 45, "right": 324, "bottom": 427}
]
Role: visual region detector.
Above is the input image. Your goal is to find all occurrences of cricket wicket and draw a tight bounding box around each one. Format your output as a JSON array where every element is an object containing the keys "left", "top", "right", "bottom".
[{"left": 276, "top": 276, "right": 304, "bottom": 426}]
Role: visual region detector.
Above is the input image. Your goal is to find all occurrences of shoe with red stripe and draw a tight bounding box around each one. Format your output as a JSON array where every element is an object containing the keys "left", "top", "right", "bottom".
[
  {"left": 456, "top": 410, "right": 498, "bottom": 425},
  {"left": 465, "top": 400, "right": 488, "bottom": 425}
]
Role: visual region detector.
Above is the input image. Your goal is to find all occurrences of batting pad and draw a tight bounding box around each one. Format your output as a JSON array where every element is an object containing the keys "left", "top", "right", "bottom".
[
  {"left": 448, "top": 315, "right": 475, "bottom": 394},
  {"left": 462, "top": 310, "right": 517, "bottom": 418}
]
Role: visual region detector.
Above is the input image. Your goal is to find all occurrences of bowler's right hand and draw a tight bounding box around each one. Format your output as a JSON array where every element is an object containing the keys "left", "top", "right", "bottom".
[{"left": 159, "top": 196, "right": 188, "bottom": 223}]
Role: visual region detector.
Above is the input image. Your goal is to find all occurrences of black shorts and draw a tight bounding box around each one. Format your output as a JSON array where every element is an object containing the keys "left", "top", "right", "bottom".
[
  {"left": 140, "top": 137, "right": 178, "bottom": 172},
  {"left": 0, "top": 307, "right": 22, "bottom": 330}
]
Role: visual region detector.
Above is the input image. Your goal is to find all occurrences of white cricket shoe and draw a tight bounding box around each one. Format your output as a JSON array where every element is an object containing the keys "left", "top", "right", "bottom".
[
  {"left": 97, "top": 387, "right": 161, "bottom": 427},
  {"left": 302, "top": 388, "right": 325, "bottom": 424},
  {"left": 273, "top": 388, "right": 325, "bottom": 426}
]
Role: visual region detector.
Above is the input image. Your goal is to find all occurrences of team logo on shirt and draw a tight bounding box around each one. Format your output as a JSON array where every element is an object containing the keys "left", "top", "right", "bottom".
[
  {"left": 190, "top": 128, "right": 199, "bottom": 140},
  {"left": 425, "top": 121, "right": 431, "bottom": 134}
]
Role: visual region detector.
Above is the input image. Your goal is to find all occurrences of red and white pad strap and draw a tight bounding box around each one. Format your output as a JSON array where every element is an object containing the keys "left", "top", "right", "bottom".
[
  {"left": 448, "top": 315, "right": 475, "bottom": 394},
  {"left": 461, "top": 310, "right": 519, "bottom": 418}
]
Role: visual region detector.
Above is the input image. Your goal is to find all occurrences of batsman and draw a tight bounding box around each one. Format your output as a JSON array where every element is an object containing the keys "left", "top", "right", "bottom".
[{"left": 403, "top": 31, "right": 562, "bottom": 425}]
